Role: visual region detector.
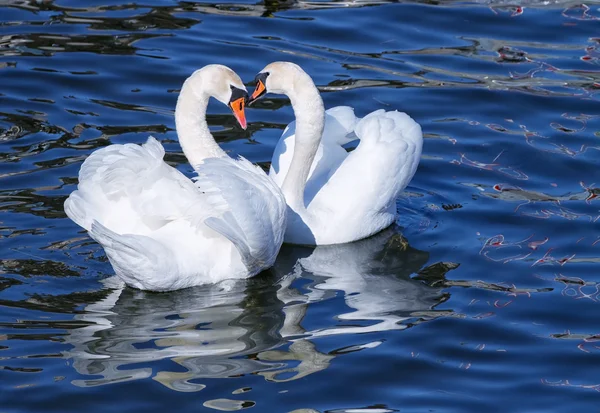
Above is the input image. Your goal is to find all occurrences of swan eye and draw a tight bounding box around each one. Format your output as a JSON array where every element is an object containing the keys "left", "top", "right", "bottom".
[
  {"left": 229, "top": 86, "right": 248, "bottom": 105},
  {"left": 254, "top": 72, "right": 270, "bottom": 85}
]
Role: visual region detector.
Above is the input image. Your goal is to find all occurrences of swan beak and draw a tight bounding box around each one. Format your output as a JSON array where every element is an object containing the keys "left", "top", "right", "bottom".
[
  {"left": 249, "top": 80, "right": 266, "bottom": 104},
  {"left": 229, "top": 97, "right": 247, "bottom": 130}
]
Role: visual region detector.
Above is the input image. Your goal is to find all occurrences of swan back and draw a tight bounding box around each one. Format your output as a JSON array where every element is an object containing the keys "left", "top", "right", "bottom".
[
  {"left": 256, "top": 61, "right": 424, "bottom": 245},
  {"left": 65, "top": 136, "right": 286, "bottom": 290},
  {"left": 64, "top": 64, "right": 287, "bottom": 290},
  {"left": 305, "top": 110, "right": 422, "bottom": 244}
]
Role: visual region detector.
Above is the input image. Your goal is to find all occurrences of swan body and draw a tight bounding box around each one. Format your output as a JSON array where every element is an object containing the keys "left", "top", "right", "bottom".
[
  {"left": 250, "top": 62, "right": 423, "bottom": 245},
  {"left": 64, "top": 65, "right": 286, "bottom": 291}
]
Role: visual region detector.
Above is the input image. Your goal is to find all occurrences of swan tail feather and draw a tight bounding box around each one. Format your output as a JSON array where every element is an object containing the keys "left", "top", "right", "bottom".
[
  {"left": 64, "top": 190, "right": 92, "bottom": 231},
  {"left": 90, "top": 221, "right": 174, "bottom": 291}
]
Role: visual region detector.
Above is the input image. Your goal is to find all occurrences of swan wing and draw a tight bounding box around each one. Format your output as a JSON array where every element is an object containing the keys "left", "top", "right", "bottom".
[
  {"left": 65, "top": 137, "right": 231, "bottom": 290},
  {"left": 195, "top": 156, "right": 287, "bottom": 275},
  {"left": 65, "top": 136, "right": 205, "bottom": 234},
  {"left": 308, "top": 110, "right": 422, "bottom": 242},
  {"left": 351, "top": 110, "right": 422, "bottom": 207},
  {"left": 269, "top": 106, "right": 358, "bottom": 192},
  {"left": 65, "top": 137, "right": 285, "bottom": 290},
  {"left": 269, "top": 119, "right": 297, "bottom": 188},
  {"left": 321, "top": 106, "right": 358, "bottom": 145},
  {"left": 88, "top": 221, "right": 179, "bottom": 290}
]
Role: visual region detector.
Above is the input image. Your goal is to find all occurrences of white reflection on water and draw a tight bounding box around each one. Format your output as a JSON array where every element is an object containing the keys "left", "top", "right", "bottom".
[
  {"left": 64, "top": 227, "right": 445, "bottom": 391},
  {"left": 273, "top": 228, "right": 442, "bottom": 339}
]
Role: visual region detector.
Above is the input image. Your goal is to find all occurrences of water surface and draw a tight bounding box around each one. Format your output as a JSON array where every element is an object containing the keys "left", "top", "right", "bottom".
[{"left": 2, "top": 0, "right": 600, "bottom": 411}]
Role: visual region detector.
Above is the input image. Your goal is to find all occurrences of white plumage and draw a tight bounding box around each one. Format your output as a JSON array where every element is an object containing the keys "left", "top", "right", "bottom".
[
  {"left": 252, "top": 62, "right": 423, "bottom": 245},
  {"left": 64, "top": 65, "right": 286, "bottom": 291}
]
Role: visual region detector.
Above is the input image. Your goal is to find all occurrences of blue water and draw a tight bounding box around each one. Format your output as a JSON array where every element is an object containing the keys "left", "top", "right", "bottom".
[{"left": 2, "top": 0, "right": 600, "bottom": 411}]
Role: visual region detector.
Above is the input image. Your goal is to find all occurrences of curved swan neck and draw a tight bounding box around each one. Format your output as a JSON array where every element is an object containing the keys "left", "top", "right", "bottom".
[
  {"left": 281, "top": 71, "right": 325, "bottom": 211},
  {"left": 175, "top": 73, "right": 226, "bottom": 171}
]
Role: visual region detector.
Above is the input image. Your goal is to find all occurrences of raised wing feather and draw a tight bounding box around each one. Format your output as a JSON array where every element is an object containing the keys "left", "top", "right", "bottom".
[
  {"left": 64, "top": 137, "right": 285, "bottom": 290},
  {"left": 195, "top": 156, "right": 286, "bottom": 274},
  {"left": 307, "top": 110, "right": 423, "bottom": 242},
  {"left": 320, "top": 110, "right": 422, "bottom": 207},
  {"left": 351, "top": 110, "right": 423, "bottom": 210},
  {"left": 65, "top": 137, "right": 204, "bottom": 234}
]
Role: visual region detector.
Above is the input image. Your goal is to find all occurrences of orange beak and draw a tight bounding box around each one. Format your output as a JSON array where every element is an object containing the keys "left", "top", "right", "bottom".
[
  {"left": 229, "top": 97, "right": 247, "bottom": 130},
  {"left": 250, "top": 80, "right": 266, "bottom": 103}
]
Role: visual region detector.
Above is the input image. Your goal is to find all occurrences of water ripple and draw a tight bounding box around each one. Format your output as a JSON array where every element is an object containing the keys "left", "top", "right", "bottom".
[{"left": 2, "top": 0, "right": 600, "bottom": 411}]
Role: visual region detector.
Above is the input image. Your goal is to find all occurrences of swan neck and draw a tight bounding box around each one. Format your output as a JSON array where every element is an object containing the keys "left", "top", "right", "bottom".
[
  {"left": 175, "top": 76, "right": 226, "bottom": 171},
  {"left": 281, "top": 75, "right": 325, "bottom": 211}
]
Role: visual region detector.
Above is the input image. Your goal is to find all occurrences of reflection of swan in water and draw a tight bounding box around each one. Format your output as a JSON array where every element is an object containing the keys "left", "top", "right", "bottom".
[
  {"left": 274, "top": 225, "right": 444, "bottom": 341},
  {"left": 65, "top": 276, "right": 287, "bottom": 391},
  {"left": 64, "top": 226, "right": 447, "bottom": 389}
]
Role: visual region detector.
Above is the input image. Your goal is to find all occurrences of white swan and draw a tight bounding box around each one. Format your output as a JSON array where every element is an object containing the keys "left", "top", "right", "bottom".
[
  {"left": 248, "top": 62, "right": 423, "bottom": 245},
  {"left": 64, "top": 65, "right": 286, "bottom": 291}
]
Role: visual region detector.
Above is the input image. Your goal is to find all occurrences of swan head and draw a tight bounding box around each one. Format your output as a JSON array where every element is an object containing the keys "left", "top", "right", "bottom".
[
  {"left": 248, "top": 62, "right": 309, "bottom": 104},
  {"left": 189, "top": 65, "right": 248, "bottom": 129}
]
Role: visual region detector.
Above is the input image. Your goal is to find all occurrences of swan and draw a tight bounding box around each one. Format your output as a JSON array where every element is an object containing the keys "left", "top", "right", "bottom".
[
  {"left": 64, "top": 65, "right": 286, "bottom": 291},
  {"left": 248, "top": 62, "right": 423, "bottom": 245}
]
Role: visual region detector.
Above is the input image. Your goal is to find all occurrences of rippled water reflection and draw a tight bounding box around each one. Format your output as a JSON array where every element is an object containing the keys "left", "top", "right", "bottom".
[
  {"left": 64, "top": 228, "right": 444, "bottom": 391},
  {"left": 2, "top": 0, "right": 600, "bottom": 411}
]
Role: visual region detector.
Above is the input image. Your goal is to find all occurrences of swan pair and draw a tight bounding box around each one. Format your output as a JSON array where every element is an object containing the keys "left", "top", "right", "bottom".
[{"left": 64, "top": 62, "right": 423, "bottom": 291}]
